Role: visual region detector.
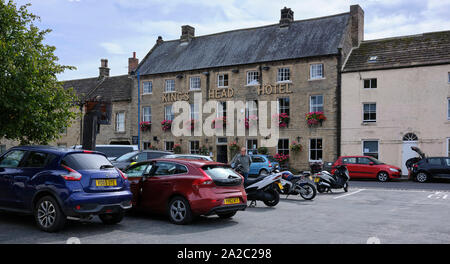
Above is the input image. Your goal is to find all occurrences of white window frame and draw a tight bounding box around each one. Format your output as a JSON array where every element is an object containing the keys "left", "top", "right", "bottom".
[
  {"left": 165, "top": 79, "right": 175, "bottom": 93},
  {"left": 190, "top": 103, "right": 199, "bottom": 120},
  {"left": 309, "top": 138, "right": 323, "bottom": 162},
  {"left": 277, "top": 97, "right": 290, "bottom": 115},
  {"left": 115, "top": 112, "right": 125, "bottom": 132},
  {"left": 277, "top": 68, "right": 290, "bottom": 82},
  {"left": 247, "top": 139, "right": 258, "bottom": 155},
  {"left": 189, "top": 76, "right": 201, "bottom": 91},
  {"left": 217, "top": 74, "right": 229, "bottom": 88},
  {"left": 143, "top": 81, "right": 152, "bottom": 94},
  {"left": 189, "top": 140, "right": 200, "bottom": 154},
  {"left": 362, "top": 140, "right": 379, "bottom": 159},
  {"left": 277, "top": 138, "right": 290, "bottom": 156},
  {"left": 363, "top": 103, "right": 377, "bottom": 123},
  {"left": 310, "top": 95, "right": 324, "bottom": 112},
  {"left": 246, "top": 71, "right": 260, "bottom": 86},
  {"left": 165, "top": 141, "right": 174, "bottom": 152},
  {"left": 143, "top": 106, "right": 151, "bottom": 122},
  {"left": 164, "top": 105, "right": 174, "bottom": 121},
  {"left": 310, "top": 64, "right": 324, "bottom": 80},
  {"left": 363, "top": 78, "right": 377, "bottom": 89}
]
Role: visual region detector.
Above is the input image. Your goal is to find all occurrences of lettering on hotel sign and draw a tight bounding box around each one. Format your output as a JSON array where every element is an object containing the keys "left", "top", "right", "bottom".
[
  {"left": 208, "top": 88, "right": 235, "bottom": 99},
  {"left": 258, "top": 83, "right": 293, "bottom": 95},
  {"left": 162, "top": 92, "right": 189, "bottom": 103}
]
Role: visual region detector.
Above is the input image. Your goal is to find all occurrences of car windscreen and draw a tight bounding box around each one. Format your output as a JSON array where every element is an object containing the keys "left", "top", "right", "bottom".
[
  {"left": 115, "top": 151, "right": 138, "bottom": 162},
  {"left": 62, "top": 153, "right": 113, "bottom": 170},
  {"left": 94, "top": 147, "right": 134, "bottom": 158},
  {"left": 202, "top": 165, "right": 240, "bottom": 180}
]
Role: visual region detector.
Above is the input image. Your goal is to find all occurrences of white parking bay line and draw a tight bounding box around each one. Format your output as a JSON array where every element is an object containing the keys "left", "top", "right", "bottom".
[{"left": 333, "top": 189, "right": 366, "bottom": 199}]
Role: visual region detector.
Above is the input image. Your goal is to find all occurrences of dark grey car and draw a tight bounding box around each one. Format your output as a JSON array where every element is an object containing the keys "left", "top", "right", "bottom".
[{"left": 112, "top": 150, "right": 172, "bottom": 170}]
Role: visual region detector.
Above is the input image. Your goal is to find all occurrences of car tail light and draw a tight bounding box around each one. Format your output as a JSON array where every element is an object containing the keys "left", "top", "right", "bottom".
[
  {"left": 61, "top": 165, "right": 82, "bottom": 181},
  {"left": 194, "top": 169, "right": 214, "bottom": 186},
  {"left": 83, "top": 150, "right": 93, "bottom": 153},
  {"left": 268, "top": 162, "right": 272, "bottom": 168},
  {"left": 117, "top": 169, "right": 128, "bottom": 180}
]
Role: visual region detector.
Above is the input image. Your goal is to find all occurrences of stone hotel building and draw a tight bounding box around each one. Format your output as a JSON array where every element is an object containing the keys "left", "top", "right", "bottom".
[{"left": 133, "top": 5, "right": 365, "bottom": 170}]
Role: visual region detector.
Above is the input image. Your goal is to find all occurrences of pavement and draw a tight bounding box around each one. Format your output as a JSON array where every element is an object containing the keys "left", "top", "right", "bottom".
[{"left": 1, "top": 180, "right": 450, "bottom": 244}]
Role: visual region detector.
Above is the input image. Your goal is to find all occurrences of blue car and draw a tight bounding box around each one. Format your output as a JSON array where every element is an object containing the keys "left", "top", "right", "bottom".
[
  {"left": 0, "top": 146, "right": 132, "bottom": 232},
  {"left": 248, "top": 155, "right": 280, "bottom": 177}
]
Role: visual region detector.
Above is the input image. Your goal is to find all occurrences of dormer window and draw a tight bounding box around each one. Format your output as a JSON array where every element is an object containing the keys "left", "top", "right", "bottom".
[{"left": 368, "top": 56, "right": 378, "bottom": 62}]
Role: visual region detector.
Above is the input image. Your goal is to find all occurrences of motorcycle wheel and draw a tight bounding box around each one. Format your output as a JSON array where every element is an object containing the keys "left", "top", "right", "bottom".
[
  {"left": 298, "top": 183, "right": 317, "bottom": 200},
  {"left": 316, "top": 183, "right": 327, "bottom": 193},
  {"left": 263, "top": 189, "right": 280, "bottom": 207},
  {"left": 343, "top": 183, "right": 349, "bottom": 192}
]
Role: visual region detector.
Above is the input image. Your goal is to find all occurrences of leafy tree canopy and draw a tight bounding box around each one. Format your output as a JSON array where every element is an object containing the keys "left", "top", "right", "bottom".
[{"left": 0, "top": 0, "right": 78, "bottom": 144}]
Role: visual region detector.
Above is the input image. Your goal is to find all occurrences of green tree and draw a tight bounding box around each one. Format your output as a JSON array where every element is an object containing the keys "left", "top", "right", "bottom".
[{"left": 0, "top": 0, "right": 77, "bottom": 145}]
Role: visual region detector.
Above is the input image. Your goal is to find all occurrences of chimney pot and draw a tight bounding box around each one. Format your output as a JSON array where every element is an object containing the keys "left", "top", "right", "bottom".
[
  {"left": 280, "top": 7, "right": 294, "bottom": 27},
  {"left": 180, "top": 25, "right": 195, "bottom": 42},
  {"left": 156, "top": 36, "right": 163, "bottom": 44},
  {"left": 99, "top": 59, "right": 110, "bottom": 77}
]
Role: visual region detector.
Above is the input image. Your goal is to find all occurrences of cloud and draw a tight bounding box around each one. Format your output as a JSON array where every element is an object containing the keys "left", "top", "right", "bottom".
[{"left": 100, "top": 42, "right": 126, "bottom": 55}]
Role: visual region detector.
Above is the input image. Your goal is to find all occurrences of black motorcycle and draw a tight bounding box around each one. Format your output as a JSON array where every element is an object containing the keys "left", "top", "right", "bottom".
[
  {"left": 313, "top": 165, "right": 350, "bottom": 193},
  {"left": 279, "top": 171, "right": 317, "bottom": 200}
]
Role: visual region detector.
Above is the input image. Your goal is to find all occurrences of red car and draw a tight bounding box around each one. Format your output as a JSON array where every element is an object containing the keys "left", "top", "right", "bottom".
[
  {"left": 124, "top": 159, "right": 247, "bottom": 224},
  {"left": 331, "top": 156, "right": 402, "bottom": 182}
]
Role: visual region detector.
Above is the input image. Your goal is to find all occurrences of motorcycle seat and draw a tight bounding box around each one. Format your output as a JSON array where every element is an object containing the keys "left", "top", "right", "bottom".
[{"left": 244, "top": 175, "right": 268, "bottom": 187}]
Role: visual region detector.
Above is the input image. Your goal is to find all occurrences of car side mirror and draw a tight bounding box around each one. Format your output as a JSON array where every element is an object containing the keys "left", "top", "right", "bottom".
[{"left": 369, "top": 162, "right": 374, "bottom": 165}]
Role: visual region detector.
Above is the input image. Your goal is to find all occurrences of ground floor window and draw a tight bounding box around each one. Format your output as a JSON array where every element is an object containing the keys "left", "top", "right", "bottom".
[
  {"left": 190, "top": 141, "right": 200, "bottom": 154},
  {"left": 165, "top": 141, "right": 174, "bottom": 152},
  {"left": 247, "top": 139, "right": 258, "bottom": 155},
  {"left": 363, "top": 140, "right": 379, "bottom": 159},
  {"left": 143, "top": 142, "right": 152, "bottom": 150},
  {"left": 309, "top": 138, "right": 323, "bottom": 161},
  {"left": 115, "top": 112, "right": 125, "bottom": 132},
  {"left": 277, "top": 139, "right": 289, "bottom": 156}
]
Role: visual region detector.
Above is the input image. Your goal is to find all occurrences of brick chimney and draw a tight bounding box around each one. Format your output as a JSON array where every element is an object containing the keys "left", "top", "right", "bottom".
[
  {"left": 156, "top": 36, "right": 163, "bottom": 44},
  {"left": 180, "top": 25, "right": 195, "bottom": 42},
  {"left": 280, "top": 7, "right": 294, "bottom": 27},
  {"left": 128, "top": 52, "right": 139, "bottom": 75},
  {"left": 99, "top": 59, "right": 109, "bottom": 77},
  {"left": 350, "top": 5, "right": 364, "bottom": 47}
]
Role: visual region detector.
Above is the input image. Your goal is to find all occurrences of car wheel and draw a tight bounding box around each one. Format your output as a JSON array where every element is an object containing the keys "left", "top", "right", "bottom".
[
  {"left": 416, "top": 172, "right": 428, "bottom": 183},
  {"left": 259, "top": 169, "right": 269, "bottom": 177},
  {"left": 34, "top": 196, "right": 66, "bottom": 233},
  {"left": 217, "top": 211, "right": 237, "bottom": 219},
  {"left": 377, "top": 172, "right": 389, "bottom": 182},
  {"left": 168, "top": 196, "right": 193, "bottom": 225},
  {"left": 263, "top": 189, "right": 280, "bottom": 207},
  {"left": 99, "top": 211, "right": 124, "bottom": 225}
]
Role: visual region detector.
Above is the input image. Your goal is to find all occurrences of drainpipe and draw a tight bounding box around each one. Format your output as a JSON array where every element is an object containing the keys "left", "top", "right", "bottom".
[
  {"left": 336, "top": 50, "right": 342, "bottom": 158},
  {"left": 137, "top": 70, "right": 141, "bottom": 151}
]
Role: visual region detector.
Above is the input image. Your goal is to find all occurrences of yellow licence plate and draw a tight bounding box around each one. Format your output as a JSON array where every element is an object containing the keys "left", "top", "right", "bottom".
[
  {"left": 314, "top": 178, "right": 320, "bottom": 183},
  {"left": 224, "top": 198, "right": 240, "bottom": 205},
  {"left": 277, "top": 182, "right": 284, "bottom": 190},
  {"left": 96, "top": 179, "right": 117, "bottom": 187}
]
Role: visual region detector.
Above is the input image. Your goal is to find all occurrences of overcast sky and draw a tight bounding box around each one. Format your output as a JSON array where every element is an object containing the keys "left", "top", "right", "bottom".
[{"left": 13, "top": 0, "right": 450, "bottom": 81}]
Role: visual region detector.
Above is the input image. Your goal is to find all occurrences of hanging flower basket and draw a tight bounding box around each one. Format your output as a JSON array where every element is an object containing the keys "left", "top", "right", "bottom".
[
  {"left": 161, "top": 120, "right": 172, "bottom": 132},
  {"left": 140, "top": 121, "right": 152, "bottom": 132},
  {"left": 305, "top": 112, "right": 326, "bottom": 127},
  {"left": 212, "top": 116, "right": 227, "bottom": 129},
  {"left": 290, "top": 141, "right": 302, "bottom": 153},
  {"left": 274, "top": 113, "right": 289, "bottom": 128}
]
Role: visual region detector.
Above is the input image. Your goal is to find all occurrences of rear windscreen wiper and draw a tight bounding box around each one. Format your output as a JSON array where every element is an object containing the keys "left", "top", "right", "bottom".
[{"left": 100, "top": 165, "right": 115, "bottom": 170}]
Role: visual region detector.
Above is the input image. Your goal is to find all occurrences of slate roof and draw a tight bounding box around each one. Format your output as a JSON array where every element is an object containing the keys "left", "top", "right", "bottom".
[
  {"left": 343, "top": 30, "right": 450, "bottom": 72},
  {"left": 62, "top": 75, "right": 132, "bottom": 102},
  {"left": 137, "top": 13, "right": 351, "bottom": 75}
]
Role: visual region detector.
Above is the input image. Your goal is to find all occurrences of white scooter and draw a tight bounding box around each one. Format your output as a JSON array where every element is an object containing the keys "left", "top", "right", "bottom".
[{"left": 235, "top": 165, "right": 283, "bottom": 207}]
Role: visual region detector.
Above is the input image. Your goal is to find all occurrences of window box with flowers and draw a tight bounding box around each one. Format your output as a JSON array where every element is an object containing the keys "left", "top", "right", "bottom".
[
  {"left": 305, "top": 112, "right": 326, "bottom": 127},
  {"left": 161, "top": 120, "right": 172, "bottom": 132},
  {"left": 212, "top": 116, "right": 227, "bottom": 129},
  {"left": 290, "top": 141, "right": 302, "bottom": 153},
  {"left": 274, "top": 113, "right": 290, "bottom": 128},
  {"left": 140, "top": 121, "right": 152, "bottom": 132},
  {"left": 173, "top": 144, "right": 182, "bottom": 154},
  {"left": 274, "top": 153, "right": 290, "bottom": 164}
]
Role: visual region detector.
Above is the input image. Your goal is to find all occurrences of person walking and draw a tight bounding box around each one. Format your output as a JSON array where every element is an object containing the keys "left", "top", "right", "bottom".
[{"left": 232, "top": 147, "right": 252, "bottom": 183}]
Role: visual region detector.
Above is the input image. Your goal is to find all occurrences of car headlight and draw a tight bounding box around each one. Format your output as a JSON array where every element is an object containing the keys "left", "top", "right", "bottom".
[{"left": 389, "top": 168, "right": 399, "bottom": 172}]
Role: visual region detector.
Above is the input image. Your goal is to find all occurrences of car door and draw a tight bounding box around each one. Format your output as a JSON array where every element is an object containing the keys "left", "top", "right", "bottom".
[
  {"left": 249, "top": 156, "right": 263, "bottom": 175},
  {"left": 0, "top": 150, "right": 27, "bottom": 208},
  {"left": 427, "top": 158, "right": 444, "bottom": 177},
  {"left": 443, "top": 158, "right": 450, "bottom": 178},
  {"left": 357, "top": 157, "right": 379, "bottom": 179},
  {"left": 140, "top": 161, "right": 178, "bottom": 213},
  {"left": 124, "top": 163, "right": 150, "bottom": 207},
  {"left": 341, "top": 157, "right": 358, "bottom": 178}
]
